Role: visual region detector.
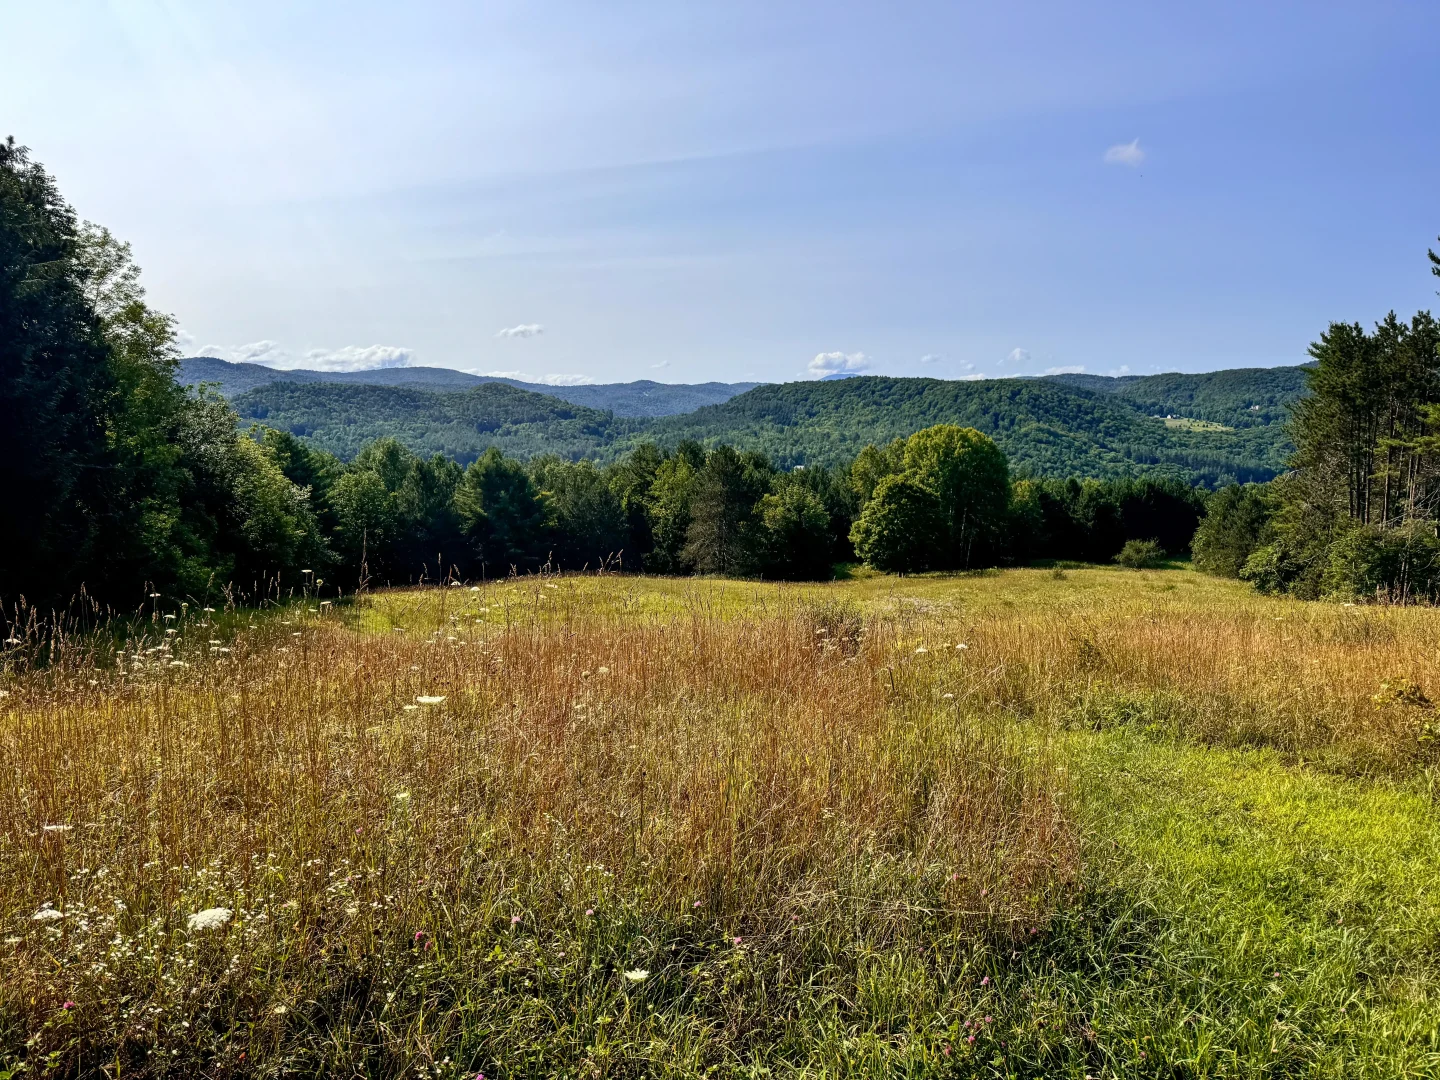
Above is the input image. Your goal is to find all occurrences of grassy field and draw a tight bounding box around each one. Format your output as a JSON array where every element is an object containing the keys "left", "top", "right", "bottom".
[{"left": 2, "top": 567, "right": 1438, "bottom": 1077}]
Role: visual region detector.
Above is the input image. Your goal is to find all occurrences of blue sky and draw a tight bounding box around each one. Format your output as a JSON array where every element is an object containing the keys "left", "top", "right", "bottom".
[{"left": 5, "top": 1, "right": 1438, "bottom": 384}]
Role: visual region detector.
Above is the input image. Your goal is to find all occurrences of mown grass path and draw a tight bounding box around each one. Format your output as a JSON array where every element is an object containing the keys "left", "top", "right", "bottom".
[{"left": 1029, "top": 730, "right": 1440, "bottom": 1078}]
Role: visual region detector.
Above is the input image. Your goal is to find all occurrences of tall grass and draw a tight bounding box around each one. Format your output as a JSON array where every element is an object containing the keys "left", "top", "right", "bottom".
[{"left": 0, "top": 582, "right": 1072, "bottom": 1077}]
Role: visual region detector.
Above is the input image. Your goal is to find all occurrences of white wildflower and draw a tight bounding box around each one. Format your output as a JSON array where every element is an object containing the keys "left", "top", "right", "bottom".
[
  {"left": 623, "top": 968, "right": 649, "bottom": 982},
  {"left": 32, "top": 907, "right": 64, "bottom": 922},
  {"left": 596, "top": 666, "right": 610, "bottom": 675},
  {"left": 186, "top": 907, "right": 232, "bottom": 932},
  {"left": 402, "top": 704, "right": 419, "bottom": 711},
  {"left": 914, "top": 646, "right": 929, "bottom": 655},
  {"left": 416, "top": 695, "right": 446, "bottom": 706},
  {"left": 394, "top": 792, "right": 411, "bottom": 802},
  {"left": 956, "top": 643, "right": 969, "bottom": 650},
  {"left": 273, "top": 1004, "right": 288, "bottom": 1014},
  {"left": 942, "top": 693, "right": 955, "bottom": 700},
  {"left": 42, "top": 824, "right": 72, "bottom": 832}
]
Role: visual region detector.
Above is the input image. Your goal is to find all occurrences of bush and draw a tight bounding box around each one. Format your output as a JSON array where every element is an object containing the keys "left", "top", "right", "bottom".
[{"left": 1115, "top": 538, "right": 1164, "bottom": 569}]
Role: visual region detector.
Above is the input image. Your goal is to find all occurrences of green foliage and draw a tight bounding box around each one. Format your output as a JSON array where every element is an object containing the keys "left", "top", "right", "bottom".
[
  {"left": 681, "top": 445, "right": 772, "bottom": 576},
  {"left": 756, "top": 479, "right": 834, "bottom": 580},
  {"left": 1115, "top": 538, "right": 1165, "bottom": 569},
  {"left": 1322, "top": 520, "right": 1440, "bottom": 603},
  {"left": 1192, "top": 483, "right": 1277, "bottom": 577},
  {"left": 901, "top": 424, "right": 1010, "bottom": 564},
  {"left": 232, "top": 381, "right": 633, "bottom": 463},
  {"left": 530, "top": 456, "right": 628, "bottom": 570},
  {"left": 1052, "top": 364, "right": 1312, "bottom": 428},
  {"left": 849, "top": 474, "right": 946, "bottom": 573},
  {"left": 456, "top": 448, "right": 551, "bottom": 575},
  {"left": 1012, "top": 476, "right": 1207, "bottom": 565}
]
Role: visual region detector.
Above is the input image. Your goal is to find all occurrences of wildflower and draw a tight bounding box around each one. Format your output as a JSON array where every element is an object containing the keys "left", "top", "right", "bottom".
[
  {"left": 32, "top": 908, "right": 64, "bottom": 922},
  {"left": 273, "top": 1005, "right": 287, "bottom": 1015},
  {"left": 186, "top": 907, "right": 232, "bottom": 932},
  {"left": 623, "top": 968, "right": 649, "bottom": 982},
  {"left": 956, "top": 643, "right": 968, "bottom": 650},
  {"left": 43, "top": 824, "right": 72, "bottom": 833},
  {"left": 942, "top": 693, "right": 954, "bottom": 699},
  {"left": 693, "top": 900, "right": 702, "bottom": 908},
  {"left": 943, "top": 1043, "right": 951, "bottom": 1056},
  {"left": 914, "top": 646, "right": 928, "bottom": 654},
  {"left": 980, "top": 975, "right": 990, "bottom": 986},
  {"left": 394, "top": 792, "right": 411, "bottom": 802},
  {"left": 3, "top": 638, "right": 20, "bottom": 646},
  {"left": 414, "top": 931, "right": 425, "bottom": 941},
  {"left": 203, "top": 607, "right": 215, "bottom": 613},
  {"left": 585, "top": 909, "right": 594, "bottom": 916},
  {"left": 510, "top": 915, "right": 521, "bottom": 925},
  {"left": 403, "top": 704, "right": 419, "bottom": 711},
  {"left": 416, "top": 695, "right": 446, "bottom": 705},
  {"left": 596, "top": 666, "right": 610, "bottom": 675},
  {"left": 62, "top": 1001, "right": 75, "bottom": 1010},
  {"left": 733, "top": 936, "right": 742, "bottom": 945}
]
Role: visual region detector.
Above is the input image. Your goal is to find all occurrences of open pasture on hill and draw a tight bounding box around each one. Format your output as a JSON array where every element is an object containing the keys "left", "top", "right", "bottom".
[{"left": 2, "top": 568, "right": 1439, "bottom": 1078}]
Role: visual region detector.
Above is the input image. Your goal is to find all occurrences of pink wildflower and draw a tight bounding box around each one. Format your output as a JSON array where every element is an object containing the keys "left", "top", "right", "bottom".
[
  {"left": 414, "top": 931, "right": 424, "bottom": 941},
  {"left": 62, "top": 1001, "right": 75, "bottom": 1010},
  {"left": 585, "top": 908, "right": 594, "bottom": 916},
  {"left": 980, "top": 975, "right": 990, "bottom": 986},
  {"left": 510, "top": 915, "right": 521, "bottom": 925},
  {"left": 733, "top": 936, "right": 742, "bottom": 945}
]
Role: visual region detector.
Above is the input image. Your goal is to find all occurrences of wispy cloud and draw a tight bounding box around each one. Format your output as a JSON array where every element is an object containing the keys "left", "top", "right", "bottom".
[
  {"left": 482, "top": 370, "right": 594, "bottom": 386},
  {"left": 808, "top": 350, "right": 869, "bottom": 377},
  {"left": 1005, "top": 347, "right": 1030, "bottom": 365},
  {"left": 1108, "top": 365, "right": 1132, "bottom": 376},
  {"left": 304, "top": 344, "right": 413, "bottom": 371},
  {"left": 200, "top": 340, "right": 414, "bottom": 371},
  {"left": 957, "top": 373, "right": 986, "bottom": 381},
  {"left": 919, "top": 353, "right": 941, "bottom": 364},
  {"left": 650, "top": 360, "right": 670, "bottom": 369},
  {"left": 1044, "top": 365, "right": 1086, "bottom": 375},
  {"left": 1103, "top": 138, "right": 1145, "bottom": 167},
  {"left": 496, "top": 323, "right": 544, "bottom": 338}
]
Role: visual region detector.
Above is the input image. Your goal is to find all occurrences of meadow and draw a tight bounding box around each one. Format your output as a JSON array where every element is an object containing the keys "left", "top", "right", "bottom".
[{"left": 2, "top": 567, "right": 1438, "bottom": 1078}]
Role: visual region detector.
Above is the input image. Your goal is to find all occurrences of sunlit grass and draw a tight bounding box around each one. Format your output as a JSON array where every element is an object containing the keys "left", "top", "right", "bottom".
[{"left": 2, "top": 567, "right": 1439, "bottom": 1076}]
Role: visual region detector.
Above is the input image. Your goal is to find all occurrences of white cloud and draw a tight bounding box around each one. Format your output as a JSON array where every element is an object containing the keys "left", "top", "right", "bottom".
[
  {"left": 919, "top": 353, "right": 941, "bottom": 364},
  {"left": 1104, "top": 138, "right": 1145, "bottom": 167},
  {"left": 199, "top": 340, "right": 415, "bottom": 371},
  {"left": 957, "top": 373, "right": 986, "bottom": 381},
  {"left": 1108, "top": 365, "right": 1132, "bottom": 376},
  {"left": 233, "top": 340, "right": 287, "bottom": 365},
  {"left": 808, "top": 350, "right": 869, "bottom": 377},
  {"left": 650, "top": 360, "right": 670, "bottom": 369},
  {"left": 482, "top": 370, "right": 594, "bottom": 386},
  {"left": 1005, "top": 348, "right": 1030, "bottom": 365},
  {"left": 496, "top": 323, "right": 545, "bottom": 338},
  {"left": 175, "top": 328, "right": 196, "bottom": 350},
  {"left": 1044, "top": 365, "right": 1086, "bottom": 375},
  {"left": 302, "top": 344, "right": 413, "bottom": 371}
]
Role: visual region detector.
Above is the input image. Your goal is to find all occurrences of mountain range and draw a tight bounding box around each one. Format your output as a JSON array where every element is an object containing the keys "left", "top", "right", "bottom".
[{"left": 180, "top": 356, "right": 1311, "bottom": 486}]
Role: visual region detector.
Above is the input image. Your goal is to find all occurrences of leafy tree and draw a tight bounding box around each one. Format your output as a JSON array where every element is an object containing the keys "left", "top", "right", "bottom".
[
  {"left": 849, "top": 475, "right": 945, "bottom": 573},
  {"left": 682, "top": 445, "right": 771, "bottom": 575},
  {"left": 901, "top": 425, "right": 1010, "bottom": 567},
  {"left": 456, "top": 448, "right": 549, "bottom": 573},
  {"left": 0, "top": 139, "right": 118, "bottom": 604},
  {"left": 531, "top": 456, "right": 628, "bottom": 570},
  {"left": 605, "top": 441, "right": 664, "bottom": 567},
  {"left": 1192, "top": 484, "right": 1277, "bottom": 577},
  {"left": 645, "top": 442, "right": 705, "bottom": 573},
  {"left": 757, "top": 479, "right": 833, "bottom": 580}
]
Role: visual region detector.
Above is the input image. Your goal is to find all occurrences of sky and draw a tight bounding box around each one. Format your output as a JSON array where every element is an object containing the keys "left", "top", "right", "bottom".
[{"left": 5, "top": 1, "right": 1439, "bottom": 385}]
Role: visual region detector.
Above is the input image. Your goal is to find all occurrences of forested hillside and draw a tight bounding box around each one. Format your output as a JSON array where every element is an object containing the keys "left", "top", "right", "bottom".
[
  {"left": 180, "top": 356, "right": 758, "bottom": 418},
  {"left": 637, "top": 377, "right": 1290, "bottom": 484},
  {"left": 1049, "top": 364, "right": 1311, "bottom": 427},
  {"left": 233, "top": 381, "right": 636, "bottom": 462},
  {"left": 231, "top": 373, "right": 1294, "bottom": 485}
]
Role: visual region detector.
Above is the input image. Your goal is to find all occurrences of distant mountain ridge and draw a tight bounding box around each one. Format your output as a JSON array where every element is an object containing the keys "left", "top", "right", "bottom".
[{"left": 178, "top": 356, "right": 760, "bottom": 418}]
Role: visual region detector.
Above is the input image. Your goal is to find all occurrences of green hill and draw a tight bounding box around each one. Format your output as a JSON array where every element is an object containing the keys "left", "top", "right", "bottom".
[
  {"left": 180, "top": 356, "right": 758, "bottom": 418},
  {"left": 1047, "top": 364, "right": 1311, "bottom": 428},
  {"left": 232, "top": 372, "right": 1297, "bottom": 485},
  {"left": 634, "top": 377, "right": 1291, "bottom": 485},
  {"left": 232, "top": 381, "right": 637, "bottom": 463}
]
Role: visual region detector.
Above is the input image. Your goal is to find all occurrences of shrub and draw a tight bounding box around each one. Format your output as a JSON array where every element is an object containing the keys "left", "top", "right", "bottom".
[{"left": 1115, "top": 538, "right": 1164, "bottom": 569}]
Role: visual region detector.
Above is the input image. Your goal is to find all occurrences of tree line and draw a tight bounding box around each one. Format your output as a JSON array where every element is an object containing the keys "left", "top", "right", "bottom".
[
  {"left": 0, "top": 138, "right": 1209, "bottom": 614},
  {"left": 1194, "top": 242, "right": 1440, "bottom": 602}
]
